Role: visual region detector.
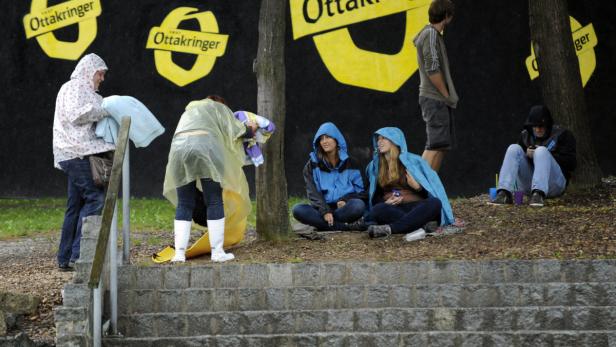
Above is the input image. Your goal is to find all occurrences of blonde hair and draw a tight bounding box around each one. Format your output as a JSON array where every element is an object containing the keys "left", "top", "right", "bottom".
[{"left": 377, "top": 144, "right": 402, "bottom": 187}]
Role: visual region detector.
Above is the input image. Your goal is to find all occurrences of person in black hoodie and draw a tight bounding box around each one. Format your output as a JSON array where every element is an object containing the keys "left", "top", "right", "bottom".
[{"left": 491, "top": 105, "right": 576, "bottom": 207}]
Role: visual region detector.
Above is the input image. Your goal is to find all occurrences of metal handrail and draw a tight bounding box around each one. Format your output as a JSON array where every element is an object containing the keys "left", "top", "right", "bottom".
[{"left": 88, "top": 116, "right": 131, "bottom": 346}]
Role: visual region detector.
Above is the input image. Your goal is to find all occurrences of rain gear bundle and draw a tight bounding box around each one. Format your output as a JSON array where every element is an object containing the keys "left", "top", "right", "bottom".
[
  {"left": 302, "top": 122, "right": 366, "bottom": 215},
  {"left": 233, "top": 111, "right": 276, "bottom": 166},
  {"left": 96, "top": 95, "right": 165, "bottom": 147},
  {"left": 154, "top": 99, "right": 251, "bottom": 263},
  {"left": 53, "top": 53, "right": 115, "bottom": 168},
  {"left": 366, "top": 127, "right": 454, "bottom": 226},
  {"left": 518, "top": 105, "right": 577, "bottom": 181}
]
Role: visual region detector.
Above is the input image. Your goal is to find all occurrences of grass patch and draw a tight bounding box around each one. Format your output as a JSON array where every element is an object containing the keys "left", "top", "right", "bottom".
[
  {"left": 0, "top": 198, "right": 66, "bottom": 239},
  {"left": 0, "top": 196, "right": 308, "bottom": 240}
]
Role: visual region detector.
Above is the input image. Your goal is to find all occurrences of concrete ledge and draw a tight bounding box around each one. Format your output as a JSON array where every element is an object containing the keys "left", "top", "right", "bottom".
[
  {"left": 117, "top": 260, "right": 616, "bottom": 290},
  {"left": 102, "top": 331, "right": 616, "bottom": 347},
  {"left": 114, "top": 282, "right": 616, "bottom": 314},
  {"left": 115, "top": 306, "right": 616, "bottom": 337}
]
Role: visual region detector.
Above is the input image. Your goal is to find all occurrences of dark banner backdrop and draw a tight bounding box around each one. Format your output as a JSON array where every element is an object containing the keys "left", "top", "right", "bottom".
[{"left": 1, "top": 1, "right": 614, "bottom": 199}]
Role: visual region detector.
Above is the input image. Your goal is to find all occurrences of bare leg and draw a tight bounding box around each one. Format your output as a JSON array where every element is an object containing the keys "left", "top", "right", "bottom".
[{"left": 422, "top": 150, "right": 446, "bottom": 172}]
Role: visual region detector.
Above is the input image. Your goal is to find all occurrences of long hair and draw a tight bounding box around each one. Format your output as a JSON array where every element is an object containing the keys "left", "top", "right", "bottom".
[
  {"left": 377, "top": 144, "right": 402, "bottom": 187},
  {"left": 316, "top": 136, "right": 339, "bottom": 167}
]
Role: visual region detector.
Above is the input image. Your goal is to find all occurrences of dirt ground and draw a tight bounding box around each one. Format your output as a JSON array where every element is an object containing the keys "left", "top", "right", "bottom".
[
  {"left": 0, "top": 239, "right": 71, "bottom": 346},
  {"left": 1, "top": 178, "right": 614, "bottom": 345},
  {"left": 139, "top": 177, "right": 616, "bottom": 264}
]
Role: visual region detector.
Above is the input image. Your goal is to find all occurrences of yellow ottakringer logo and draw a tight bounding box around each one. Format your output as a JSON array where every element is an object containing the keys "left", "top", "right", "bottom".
[
  {"left": 23, "top": 0, "right": 101, "bottom": 60},
  {"left": 146, "top": 7, "right": 228, "bottom": 87},
  {"left": 526, "top": 16, "right": 598, "bottom": 87},
  {"left": 290, "top": 0, "right": 431, "bottom": 93}
]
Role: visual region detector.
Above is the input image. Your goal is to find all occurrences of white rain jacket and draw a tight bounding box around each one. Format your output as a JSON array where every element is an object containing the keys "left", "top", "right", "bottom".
[{"left": 53, "top": 53, "right": 115, "bottom": 168}]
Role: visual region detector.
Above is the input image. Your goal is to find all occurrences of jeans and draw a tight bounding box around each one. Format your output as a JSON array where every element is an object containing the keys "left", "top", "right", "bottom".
[
  {"left": 497, "top": 144, "right": 566, "bottom": 197},
  {"left": 176, "top": 179, "right": 224, "bottom": 222},
  {"left": 369, "top": 197, "right": 442, "bottom": 234},
  {"left": 292, "top": 198, "right": 365, "bottom": 231},
  {"left": 58, "top": 158, "right": 105, "bottom": 266}
]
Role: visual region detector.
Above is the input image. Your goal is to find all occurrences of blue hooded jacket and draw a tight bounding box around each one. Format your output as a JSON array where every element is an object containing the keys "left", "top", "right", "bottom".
[
  {"left": 366, "top": 127, "right": 454, "bottom": 226},
  {"left": 302, "top": 122, "right": 366, "bottom": 215}
]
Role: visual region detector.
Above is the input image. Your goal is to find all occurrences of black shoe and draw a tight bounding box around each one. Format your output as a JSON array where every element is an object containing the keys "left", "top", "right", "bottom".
[
  {"left": 423, "top": 221, "right": 439, "bottom": 233},
  {"left": 345, "top": 217, "right": 367, "bottom": 231},
  {"left": 489, "top": 190, "right": 513, "bottom": 205},
  {"left": 58, "top": 264, "right": 74, "bottom": 272},
  {"left": 368, "top": 225, "right": 392, "bottom": 238},
  {"left": 529, "top": 190, "right": 545, "bottom": 207}
]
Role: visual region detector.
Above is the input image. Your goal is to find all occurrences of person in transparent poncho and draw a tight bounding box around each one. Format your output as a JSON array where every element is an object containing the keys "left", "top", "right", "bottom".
[{"left": 163, "top": 95, "right": 257, "bottom": 262}]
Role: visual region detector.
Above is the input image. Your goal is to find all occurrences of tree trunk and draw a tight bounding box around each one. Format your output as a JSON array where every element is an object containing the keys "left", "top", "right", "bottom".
[
  {"left": 254, "top": 0, "right": 290, "bottom": 239},
  {"left": 529, "top": 0, "right": 602, "bottom": 188}
]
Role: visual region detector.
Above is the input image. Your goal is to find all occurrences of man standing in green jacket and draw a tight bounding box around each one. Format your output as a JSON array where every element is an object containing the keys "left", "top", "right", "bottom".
[{"left": 413, "top": 0, "right": 458, "bottom": 172}]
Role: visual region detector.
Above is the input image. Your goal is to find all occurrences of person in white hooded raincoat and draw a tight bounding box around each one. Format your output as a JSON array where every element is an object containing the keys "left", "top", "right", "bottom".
[
  {"left": 52, "top": 53, "right": 115, "bottom": 271},
  {"left": 163, "top": 95, "right": 257, "bottom": 263}
]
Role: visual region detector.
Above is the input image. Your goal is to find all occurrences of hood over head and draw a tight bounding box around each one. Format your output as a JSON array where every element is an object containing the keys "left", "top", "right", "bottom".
[
  {"left": 524, "top": 105, "right": 553, "bottom": 137},
  {"left": 70, "top": 53, "right": 107, "bottom": 90},
  {"left": 310, "top": 122, "right": 348, "bottom": 164},
  {"left": 372, "top": 127, "right": 408, "bottom": 155}
]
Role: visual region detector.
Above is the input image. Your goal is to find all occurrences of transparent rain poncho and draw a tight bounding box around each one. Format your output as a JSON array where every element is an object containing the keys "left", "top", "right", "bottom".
[{"left": 162, "top": 99, "right": 251, "bottom": 242}]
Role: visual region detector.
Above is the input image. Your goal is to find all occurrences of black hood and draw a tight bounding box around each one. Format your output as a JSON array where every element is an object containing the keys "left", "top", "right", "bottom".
[{"left": 524, "top": 105, "right": 554, "bottom": 138}]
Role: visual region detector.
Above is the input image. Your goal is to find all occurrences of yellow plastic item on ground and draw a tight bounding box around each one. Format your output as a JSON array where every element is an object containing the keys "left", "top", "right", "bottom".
[
  {"left": 152, "top": 99, "right": 252, "bottom": 263},
  {"left": 152, "top": 190, "right": 249, "bottom": 263}
]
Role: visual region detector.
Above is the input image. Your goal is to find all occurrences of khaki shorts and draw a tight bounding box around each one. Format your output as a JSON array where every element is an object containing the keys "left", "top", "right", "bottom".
[{"left": 419, "top": 96, "right": 455, "bottom": 150}]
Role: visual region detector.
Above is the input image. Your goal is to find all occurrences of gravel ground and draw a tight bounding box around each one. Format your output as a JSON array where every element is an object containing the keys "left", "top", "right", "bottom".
[{"left": 0, "top": 237, "right": 71, "bottom": 346}]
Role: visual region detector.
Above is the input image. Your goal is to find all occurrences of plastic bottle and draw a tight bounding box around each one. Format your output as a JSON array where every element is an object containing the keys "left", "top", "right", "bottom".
[{"left": 404, "top": 228, "right": 426, "bottom": 242}]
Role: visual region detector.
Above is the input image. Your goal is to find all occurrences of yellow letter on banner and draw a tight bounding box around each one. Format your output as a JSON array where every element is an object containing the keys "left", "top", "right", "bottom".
[
  {"left": 312, "top": 5, "right": 429, "bottom": 93},
  {"left": 26, "top": 0, "right": 101, "bottom": 61},
  {"left": 288, "top": 0, "right": 431, "bottom": 92},
  {"left": 289, "top": 0, "right": 425, "bottom": 39},
  {"left": 146, "top": 8, "right": 227, "bottom": 87},
  {"left": 525, "top": 16, "right": 597, "bottom": 87}
]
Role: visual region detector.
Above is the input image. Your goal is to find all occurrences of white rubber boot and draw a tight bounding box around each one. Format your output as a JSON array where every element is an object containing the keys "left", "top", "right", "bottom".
[
  {"left": 171, "top": 220, "right": 191, "bottom": 262},
  {"left": 208, "top": 218, "right": 235, "bottom": 262}
]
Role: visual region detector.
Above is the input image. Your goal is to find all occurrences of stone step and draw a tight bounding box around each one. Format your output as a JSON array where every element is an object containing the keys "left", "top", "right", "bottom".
[
  {"left": 118, "top": 260, "right": 616, "bottom": 290},
  {"left": 115, "top": 306, "right": 616, "bottom": 338},
  {"left": 117, "top": 282, "right": 616, "bottom": 314},
  {"left": 103, "top": 331, "right": 616, "bottom": 347}
]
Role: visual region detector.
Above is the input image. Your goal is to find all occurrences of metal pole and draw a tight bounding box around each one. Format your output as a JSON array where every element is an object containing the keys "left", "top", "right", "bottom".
[
  {"left": 122, "top": 146, "right": 130, "bottom": 263},
  {"left": 109, "top": 204, "right": 118, "bottom": 335},
  {"left": 93, "top": 283, "right": 102, "bottom": 347}
]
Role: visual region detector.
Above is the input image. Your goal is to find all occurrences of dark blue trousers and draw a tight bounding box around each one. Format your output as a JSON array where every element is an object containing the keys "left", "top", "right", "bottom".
[
  {"left": 175, "top": 178, "right": 224, "bottom": 222},
  {"left": 58, "top": 158, "right": 105, "bottom": 266},
  {"left": 292, "top": 198, "right": 365, "bottom": 231},
  {"left": 369, "top": 197, "right": 442, "bottom": 234}
]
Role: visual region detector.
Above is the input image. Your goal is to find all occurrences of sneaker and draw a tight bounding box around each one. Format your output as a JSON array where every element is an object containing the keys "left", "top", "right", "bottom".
[
  {"left": 368, "top": 224, "right": 392, "bottom": 238},
  {"left": 489, "top": 190, "right": 513, "bottom": 205},
  {"left": 345, "top": 216, "right": 367, "bottom": 231},
  {"left": 529, "top": 190, "right": 545, "bottom": 207},
  {"left": 293, "top": 223, "right": 325, "bottom": 240},
  {"left": 58, "top": 264, "right": 74, "bottom": 272},
  {"left": 297, "top": 230, "right": 325, "bottom": 240},
  {"left": 423, "top": 221, "right": 439, "bottom": 233}
]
